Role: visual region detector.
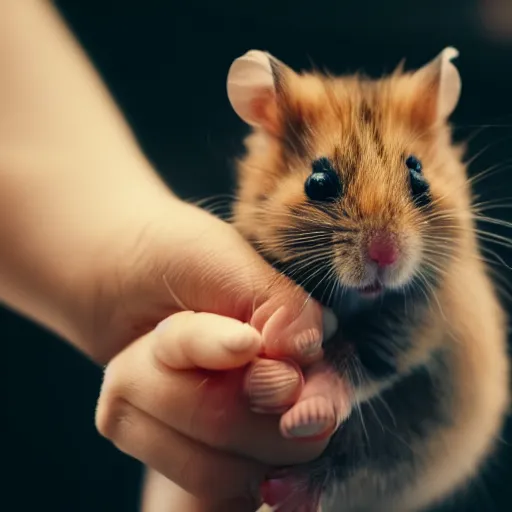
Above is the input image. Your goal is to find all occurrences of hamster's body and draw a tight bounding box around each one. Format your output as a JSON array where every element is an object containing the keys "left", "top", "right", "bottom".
[{"left": 227, "top": 49, "right": 510, "bottom": 511}]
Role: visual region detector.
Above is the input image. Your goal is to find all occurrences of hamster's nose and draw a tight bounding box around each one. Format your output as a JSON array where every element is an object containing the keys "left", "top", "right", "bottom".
[{"left": 368, "top": 233, "right": 399, "bottom": 267}]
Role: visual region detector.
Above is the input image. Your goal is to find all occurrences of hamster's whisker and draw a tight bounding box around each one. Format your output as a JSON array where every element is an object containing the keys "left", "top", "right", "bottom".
[
  {"left": 324, "top": 267, "right": 342, "bottom": 307},
  {"left": 410, "top": 272, "right": 435, "bottom": 312},
  {"left": 190, "top": 193, "right": 237, "bottom": 206},
  {"left": 253, "top": 234, "right": 333, "bottom": 249},
  {"left": 421, "top": 260, "right": 450, "bottom": 279},
  {"left": 467, "top": 161, "right": 512, "bottom": 187},
  {"left": 479, "top": 246, "right": 512, "bottom": 272},
  {"left": 425, "top": 162, "right": 512, "bottom": 219},
  {"left": 472, "top": 214, "right": 512, "bottom": 231},
  {"left": 304, "top": 266, "right": 337, "bottom": 303},
  {"left": 373, "top": 393, "right": 397, "bottom": 428},
  {"left": 474, "top": 231, "right": 512, "bottom": 250},
  {"left": 275, "top": 231, "right": 336, "bottom": 243},
  {"left": 465, "top": 134, "right": 512, "bottom": 167},
  {"left": 472, "top": 199, "right": 512, "bottom": 212},
  {"left": 346, "top": 361, "right": 371, "bottom": 446},
  {"left": 283, "top": 262, "right": 331, "bottom": 286},
  {"left": 421, "top": 234, "right": 462, "bottom": 244},
  {"left": 420, "top": 162, "right": 510, "bottom": 214},
  {"left": 276, "top": 247, "right": 335, "bottom": 263},
  {"left": 272, "top": 253, "right": 331, "bottom": 280},
  {"left": 366, "top": 398, "right": 386, "bottom": 433},
  {"left": 274, "top": 236, "right": 336, "bottom": 249}
]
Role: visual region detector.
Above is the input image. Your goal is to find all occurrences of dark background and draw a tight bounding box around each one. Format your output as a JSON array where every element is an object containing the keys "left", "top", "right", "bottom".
[{"left": 5, "top": 1, "right": 512, "bottom": 510}]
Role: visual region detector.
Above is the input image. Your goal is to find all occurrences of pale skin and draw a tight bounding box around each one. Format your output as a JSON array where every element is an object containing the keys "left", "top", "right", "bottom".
[{"left": 0, "top": 1, "right": 340, "bottom": 511}]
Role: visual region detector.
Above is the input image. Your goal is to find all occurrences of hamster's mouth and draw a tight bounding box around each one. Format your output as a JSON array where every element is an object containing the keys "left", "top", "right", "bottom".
[{"left": 358, "top": 280, "right": 383, "bottom": 298}]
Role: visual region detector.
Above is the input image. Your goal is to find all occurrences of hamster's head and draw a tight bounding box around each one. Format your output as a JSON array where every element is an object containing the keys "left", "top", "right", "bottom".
[{"left": 227, "top": 48, "right": 469, "bottom": 303}]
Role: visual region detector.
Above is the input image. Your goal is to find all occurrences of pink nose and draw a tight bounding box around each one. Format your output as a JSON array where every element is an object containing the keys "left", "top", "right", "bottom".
[{"left": 368, "top": 234, "right": 399, "bottom": 267}]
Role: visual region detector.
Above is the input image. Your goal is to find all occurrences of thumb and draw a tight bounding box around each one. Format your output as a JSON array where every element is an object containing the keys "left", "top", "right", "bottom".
[{"left": 111, "top": 201, "right": 337, "bottom": 365}]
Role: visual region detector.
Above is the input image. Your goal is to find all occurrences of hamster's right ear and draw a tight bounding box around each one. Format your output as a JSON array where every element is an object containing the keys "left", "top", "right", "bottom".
[
  {"left": 227, "top": 50, "right": 292, "bottom": 134},
  {"left": 414, "top": 47, "right": 462, "bottom": 122}
]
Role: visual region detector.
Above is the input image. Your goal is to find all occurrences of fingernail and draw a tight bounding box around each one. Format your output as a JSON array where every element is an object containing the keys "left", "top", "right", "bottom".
[
  {"left": 155, "top": 316, "right": 171, "bottom": 333},
  {"left": 245, "top": 359, "right": 302, "bottom": 412},
  {"left": 221, "top": 322, "right": 261, "bottom": 353},
  {"left": 287, "top": 420, "right": 330, "bottom": 438},
  {"left": 260, "top": 477, "right": 295, "bottom": 507},
  {"left": 293, "top": 328, "right": 322, "bottom": 359},
  {"left": 322, "top": 308, "right": 338, "bottom": 341}
]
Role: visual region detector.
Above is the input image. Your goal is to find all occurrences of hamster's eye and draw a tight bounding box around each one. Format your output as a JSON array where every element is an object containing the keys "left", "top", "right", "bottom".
[
  {"left": 311, "top": 157, "right": 335, "bottom": 174},
  {"left": 306, "top": 157, "right": 343, "bottom": 202},
  {"left": 405, "top": 155, "right": 422, "bottom": 173},
  {"left": 405, "top": 155, "right": 430, "bottom": 206},
  {"left": 305, "top": 170, "right": 343, "bottom": 202}
]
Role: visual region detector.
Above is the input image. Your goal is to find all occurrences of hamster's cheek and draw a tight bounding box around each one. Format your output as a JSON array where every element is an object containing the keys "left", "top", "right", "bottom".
[
  {"left": 392, "top": 231, "right": 424, "bottom": 285},
  {"left": 332, "top": 245, "right": 366, "bottom": 288}
]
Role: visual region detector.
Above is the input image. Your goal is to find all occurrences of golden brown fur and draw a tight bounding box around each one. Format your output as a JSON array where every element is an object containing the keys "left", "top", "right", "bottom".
[{"left": 231, "top": 54, "right": 510, "bottom": 511}]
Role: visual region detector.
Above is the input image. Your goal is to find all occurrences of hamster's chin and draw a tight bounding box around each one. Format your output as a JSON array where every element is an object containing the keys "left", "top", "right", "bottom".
[
  {"left": 351, "top": 269, "right": 416, "bottom": 301},
  {"left": 358, "top": 280, "right": 383, "bottom": 299}
]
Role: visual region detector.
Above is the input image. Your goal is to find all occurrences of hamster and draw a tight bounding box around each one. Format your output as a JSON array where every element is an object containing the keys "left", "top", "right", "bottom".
[{"left": 226, "top": 48, "right": 510, "bottom": 511}]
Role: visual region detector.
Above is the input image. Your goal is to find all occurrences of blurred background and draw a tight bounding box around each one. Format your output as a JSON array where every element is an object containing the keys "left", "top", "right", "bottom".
[{"left": 5, "top": 0, "right": 512, "bottom": 510}]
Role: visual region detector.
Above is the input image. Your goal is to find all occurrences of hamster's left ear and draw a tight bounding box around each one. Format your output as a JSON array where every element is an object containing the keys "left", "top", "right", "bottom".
[
  {"left": 415, "top": 47, "right": 461, "bottom": 121},
  {"left": 226, "top": 50, "right": 295, "bottom": 135}
]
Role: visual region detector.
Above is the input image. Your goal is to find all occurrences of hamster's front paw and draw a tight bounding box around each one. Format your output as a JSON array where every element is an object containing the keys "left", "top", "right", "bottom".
[
  {"left": 260, "top": 474, "right": 323, "bottom": 512},
  {"left": 279, "top": 361, "right": 352, "bottom": 440}
]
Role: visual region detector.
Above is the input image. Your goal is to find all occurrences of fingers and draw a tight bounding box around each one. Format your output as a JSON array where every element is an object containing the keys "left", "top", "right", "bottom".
[
  {"left": 142, "top": 202, "right": 336, "bottom": 341},
  {"left": 144, "top": 202, "right": 292, "bottom": 322},
  {"left": 251, "top": 297, "right": 338, "bottom": 368},
  {"left": 154, "top": 311, "right": 261, "bottom": 370},
  {"left": 96, "top": 396, "right": 264, "bottom": 503},
  {"left": 244, "top": 358, "right": 304, "bottom": 414},
  {"left": 142, "top": 469, "right": 257, "bottom": 512},
  {"left": 99, "top": 313, "right": 327, "bottom": 466}
]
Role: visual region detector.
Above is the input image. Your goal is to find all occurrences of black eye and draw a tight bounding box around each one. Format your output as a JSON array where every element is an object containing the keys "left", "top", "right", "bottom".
[
  {"left": 405, "top": 155, "right": 430, "bottom": 207},
  {"left": 312, "top": 157, "right": 334, "bottom": 174},
  {"left": 305, "top": 158, "right": 343, "bottom": 202},
  {"left": 405, "top": 155, "right": 422, "bottom": 173}
]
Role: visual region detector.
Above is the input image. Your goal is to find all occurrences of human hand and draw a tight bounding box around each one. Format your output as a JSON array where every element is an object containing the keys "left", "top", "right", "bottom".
[
  {"left": 0, "top": 3, "right": 347, "bottom": 507},
  {"left": 91, "top": 197, "right": 341, "bottom": 509}
]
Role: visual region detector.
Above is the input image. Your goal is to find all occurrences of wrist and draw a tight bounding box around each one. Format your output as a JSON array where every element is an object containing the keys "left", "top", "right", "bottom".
[
  {"left": 65, "top": 168, "right": 183, "bottom": 363},
  {"left": 0, "top": 155, "right": 179, "bottom": 363}
]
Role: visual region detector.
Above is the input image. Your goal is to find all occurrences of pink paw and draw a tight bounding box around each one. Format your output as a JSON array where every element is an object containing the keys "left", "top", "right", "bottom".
[
  {"left": 280, "top": 361, "right": 352, "bottom": 440},
  {"left": 250, "top": 297, "right": 337, "bottom": 367},
  {"left": 261, "top": 476, "right": 322, "bottom": 512},
  {"left": 280, "top": 394, "right": 336, "bottom": 440}
]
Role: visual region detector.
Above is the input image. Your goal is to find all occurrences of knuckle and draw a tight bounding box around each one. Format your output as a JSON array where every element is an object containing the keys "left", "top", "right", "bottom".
[
  {"left": 95, "top": 365, "right": 133, "bottom": 441},
  {"left": 181, "top": 450, "right": 230, "bottom": 499},
  {"left": 153, "top": 311, "right": 199, "bottom": 369},
  {"left": 95, "top": 394, "right": 132, "bottom": 441},
  {"left": 154, "top": 311, "right": 194, "bottom": 348},
  {"left": 161, "top": 311, "right": 194, "bottom": 336},
  {"left": 201, "top": 410, "right": 234, "bottom": 450},
  {"left": 189, "top": 381, "right": 239, "bottom": 450},
  {"left": 180, "top": 450, "right": 207, "bottom": 494}
]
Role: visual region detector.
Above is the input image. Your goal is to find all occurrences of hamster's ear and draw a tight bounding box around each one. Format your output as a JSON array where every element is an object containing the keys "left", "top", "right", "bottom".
[
  {"left": 415, "top": 47, "right": 461, "bottom": 121},
  {"left": 227, "top": 50, "right": 291, "bottom": 134}
]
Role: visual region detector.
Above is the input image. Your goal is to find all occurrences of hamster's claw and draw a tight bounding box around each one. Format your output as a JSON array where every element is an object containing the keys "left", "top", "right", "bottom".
[
  {"left": 280, "top": 395, "right": 336, "bottom": 441},
  {"left": 278, "top": 361, "right": 353, "bottom": 440}
]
